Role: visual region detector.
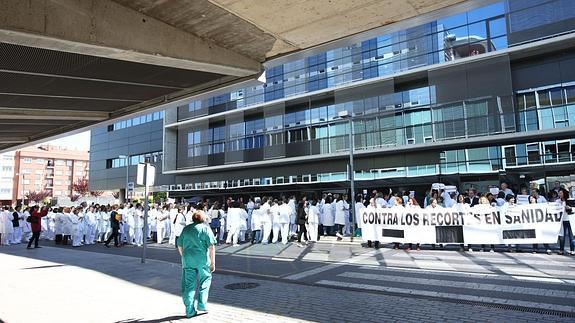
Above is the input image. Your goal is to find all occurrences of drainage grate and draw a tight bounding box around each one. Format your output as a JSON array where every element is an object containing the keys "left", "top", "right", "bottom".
[
  {"left": 444, "top": 298, "right": 575, "bottom": 318},
  {"left": 224, "top": 282, "right": 260, "bottom": 290}
]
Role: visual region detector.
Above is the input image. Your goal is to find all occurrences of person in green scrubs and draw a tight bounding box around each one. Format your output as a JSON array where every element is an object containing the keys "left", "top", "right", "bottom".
[{"left": 177, "top": 211, "right": 217, "bottom": 318}]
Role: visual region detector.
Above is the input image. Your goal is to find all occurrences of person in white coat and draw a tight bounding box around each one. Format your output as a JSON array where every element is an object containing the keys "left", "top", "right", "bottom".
[
  {"left": 0, "top": 206, "right": 14, "bottom": 245},
  {"left": 173, "top": 206, "right": 187, "bottom": 248},
  {"left": 307, "top": 199, "right": 320, "bottom": 242},
  {"left": 237, "top": 202, "right": 248, "bottom": 243},
  {"left": 62, "top": 207, "right": 73, "bottom": 245},
  {"left": 250, "top": 202, "right": 263, "bottom": 243},
  {"left": 97, "top": 206, "right": 110, "bottom": 242},
  {"left": 71, "top": 208, "right": 84, "bottom": 247},
  {"left": 225, "top": 201, "right": 244, "bottom": 246},
  {"left": 84, "top": 206, "right": 97, "bottom": 245},
  {"left": 148, "top": 204, "right": 158, "bottom": 241},
  {"left": 287, "top": 196, "right": 297, "bottom": 237},
  {"left": 54, "top": 208, "right": 65, "bottom": 244},
  {"left": 269, "top": 199, "right": 281, "bottom": 243},
  {"left": 156, "top": 205, "right": 169, "bottom": 244},
  {"left": 321, "top": 196, "right": 335, "bottom": 236},
  {"left": 260, "top": 198, "right": 273, "bottom": 244},
  {"left": 21, "top": 208, "right": 32, "bottom": 242},
  {"left": 274, "top": 199, "right": 291, "bottom": 244},
  {"left": 124, "top": 204, "right": 136, "bottom": 245},
  {"left": 133, "top": 204, "right": 145, "bottom": 246}
]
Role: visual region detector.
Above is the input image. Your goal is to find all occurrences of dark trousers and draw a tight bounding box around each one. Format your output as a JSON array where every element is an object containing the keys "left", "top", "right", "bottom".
[
  {"left": 55, "top": 234, "right": 62, "bottom": 244},
  {"left": 297, "top": 224, "right": 308, "bottom": 242},
  {"left": 211, "top": 226, "right": 221, "bottom": 241},
  {"left": 63, "top": 235, "right": 70, "bottom": 245},
  {"left": 27, "top": 232, "right": 40, "bottom": 248},
  {"left": 105, "top": 228, "right": 119, "bottom": 246}
]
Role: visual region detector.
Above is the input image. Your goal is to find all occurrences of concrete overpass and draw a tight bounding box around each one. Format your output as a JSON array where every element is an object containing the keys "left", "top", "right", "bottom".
[{"left": 0, "top": 0, "right": 467, "bottom": 152}]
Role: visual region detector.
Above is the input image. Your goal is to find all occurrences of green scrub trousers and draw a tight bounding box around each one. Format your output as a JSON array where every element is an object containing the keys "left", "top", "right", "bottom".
[{"left": 182, "top": 265, "right": 212, "bottom": 317}]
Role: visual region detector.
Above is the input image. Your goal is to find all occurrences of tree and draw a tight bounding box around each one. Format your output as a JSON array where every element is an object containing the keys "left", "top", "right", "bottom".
[
  {"left": 72, "top": 177, "right": 90, "bottom": 196},
  {"left": 70, "top": 194, "right": 81, "bottom": 202},
  {"left": 26, "top": 191, "right": 52, "bottom": 204},
  {"left": 90, "top": 190, "right": 104, "bottom": 197},
  {"left": 112, "top": 192, "right": 120, "bottom": 199}
]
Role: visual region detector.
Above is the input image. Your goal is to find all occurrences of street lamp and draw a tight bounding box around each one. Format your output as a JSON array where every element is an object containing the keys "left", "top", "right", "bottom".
[
  {"left": 118, "top": 155, "right": 129, "bottom": 202},
  {"left": 16, "top": 172, "right": 24, "bottom": 206},
  {"left": 338, "top": 110, "right": 356, "bottom": 242}
]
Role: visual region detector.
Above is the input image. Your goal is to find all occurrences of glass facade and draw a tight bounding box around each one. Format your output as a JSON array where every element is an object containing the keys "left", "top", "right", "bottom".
[
  {"left": 106, "top": 151, "right": 163, "bottom": 169},
  {"left": 108, "top": 111, "right": 164, "bottom": 132},
  {"left": 170, "top": 137, "right": 575, "bottom": 191},
  {"left": 164, "top": 0, "right": 575, "bottom": 192},
  {"left": 175, "top": 0, "right": 575, "bottom": 121}
]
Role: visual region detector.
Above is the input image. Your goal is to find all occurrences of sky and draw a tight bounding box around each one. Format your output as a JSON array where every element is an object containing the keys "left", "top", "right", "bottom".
[{"left": 43, "top": 131, "right": 91, "bottom": 151}]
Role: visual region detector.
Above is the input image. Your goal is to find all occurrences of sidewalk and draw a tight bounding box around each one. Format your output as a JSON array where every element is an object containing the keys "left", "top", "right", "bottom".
[{"left": 1, "top": 245, "right": 572, "bottom": 323}]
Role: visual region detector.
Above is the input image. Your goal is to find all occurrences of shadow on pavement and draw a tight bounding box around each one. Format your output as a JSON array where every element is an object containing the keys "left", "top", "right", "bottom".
[{"left": 116, "top": 314, "right": 205, "bottom": 322}]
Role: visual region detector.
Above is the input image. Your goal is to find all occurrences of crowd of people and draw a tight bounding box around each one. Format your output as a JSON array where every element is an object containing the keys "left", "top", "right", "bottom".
[{"left": 0, "top": 181, "right": 573, "bottom": 255}]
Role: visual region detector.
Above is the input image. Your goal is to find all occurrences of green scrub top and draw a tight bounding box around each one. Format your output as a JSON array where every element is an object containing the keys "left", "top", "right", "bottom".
[{"left": 177, "top": 223, "right": 217, "bottom": 269}]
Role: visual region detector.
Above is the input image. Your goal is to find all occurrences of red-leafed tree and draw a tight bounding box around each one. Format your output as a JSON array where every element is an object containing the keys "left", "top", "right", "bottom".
[
  {"left": 26, "top": 191, "right": 52, "bottom": 203},
  {"left": 70, "top": 194, "right": 81, "bottom": 202},
  {"left": 72, "top": 177, "right": 90, "bottom": 196},
  {"left": 90, "top": 190, "right": 104, "bottom": 197}
]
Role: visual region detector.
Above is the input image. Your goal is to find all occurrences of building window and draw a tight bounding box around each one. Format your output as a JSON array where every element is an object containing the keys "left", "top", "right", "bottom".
[
  {"left": 23, "top": 169, "right": 32, "bottom": 174},
  {"left": 66, "top": 160, "right": 73, "bottom": 166},
  {"left": 36, "top": 158, "right": 45, "bottom": 164},
  {"left": 23, "top": 158, "right": 32, "bottom": 164},
  {"left": 23, "top": 179, "right": 30, "bottom": 185},
  {"left": 1, "top": 166, "right": 12, "bottom": 172},
  {"left": 55, "top": 159, "right": 65, "bottom": 166}
]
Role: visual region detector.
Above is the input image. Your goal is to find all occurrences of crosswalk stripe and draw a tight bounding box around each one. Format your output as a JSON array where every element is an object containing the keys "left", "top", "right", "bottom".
[
  {"left": 336, "top": 272, "right": 575, "bottom": 298},
  {"left": 366, "top": 258, "right": 575, "bottom": 278},
  {"left": 283, "top": 249, "right": 391, "bottom": 280},
  {"left": 315, "top": 280, "right": 575, "bottom": 313},
  {"left": 358, "top": 265, "right": 573, "bottom": 285}
]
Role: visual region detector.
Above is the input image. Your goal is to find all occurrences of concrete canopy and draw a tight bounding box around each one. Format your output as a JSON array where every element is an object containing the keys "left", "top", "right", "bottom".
[{"left": 0, "top": 0, "right": 466, "bottom": 152}]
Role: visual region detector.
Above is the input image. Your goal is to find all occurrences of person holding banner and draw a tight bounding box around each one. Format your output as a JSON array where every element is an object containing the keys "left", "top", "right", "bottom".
[
  {"left": 363, "top": 198, "right": 380, "bottom": 249},
  {"left": 530, "top": 195, "right": 552, "bottom": 254},
  {"left": 557, "top": 188, "right": 574, "bottom": 255},
  {"left": 406, "top": 197, "right": 421, "bottom": 251}
]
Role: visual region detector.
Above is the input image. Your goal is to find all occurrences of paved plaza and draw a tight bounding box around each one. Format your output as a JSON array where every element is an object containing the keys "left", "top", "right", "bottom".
[{"left": 1, "top": 239, "right": 575, "bottom": 322}]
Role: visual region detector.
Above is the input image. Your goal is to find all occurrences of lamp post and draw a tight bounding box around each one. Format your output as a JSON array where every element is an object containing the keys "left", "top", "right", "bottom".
[
  {"left": 118, "top": 155, "right": 129, "bottom": 202},
  {"left": 16, "top": 172, "right": 24, "bottom": 206},
  {"left": 338, "top": 110, "right": 356, "bottom": 242}
]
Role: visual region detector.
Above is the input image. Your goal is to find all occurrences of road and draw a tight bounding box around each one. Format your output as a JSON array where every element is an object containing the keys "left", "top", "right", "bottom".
[{"left": 1, "top": 238, "right": 574, "bottom": 322}]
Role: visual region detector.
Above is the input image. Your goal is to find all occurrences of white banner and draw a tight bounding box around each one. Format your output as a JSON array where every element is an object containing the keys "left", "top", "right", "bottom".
[{"left": 360, "top": 203, "right": 564, "bottom": 244}]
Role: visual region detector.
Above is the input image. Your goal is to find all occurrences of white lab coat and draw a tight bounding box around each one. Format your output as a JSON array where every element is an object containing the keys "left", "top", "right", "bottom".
[
  {"left": 62, "top": 212, "right": 73, "bottom": 236},
  {"left": 70, "top": 213, "right": 83, "bottom": 246},
  {"left": 321, "top": 203, "right": 335, "bottom": 226},
  {"left": 260, "top": 203, "right": 273, "bottom": 243},
  {"left": 354, "top": 202, "right": 364, "bottom": 228},
  {"left": 251, "top": 209, "right": 263, "bottom": 231},
  {"left": 335, "top": 200, "right": 348, "bottom": 225},
  {"left": 174, "top": 212, "right": 187, "bottom": 237}
]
